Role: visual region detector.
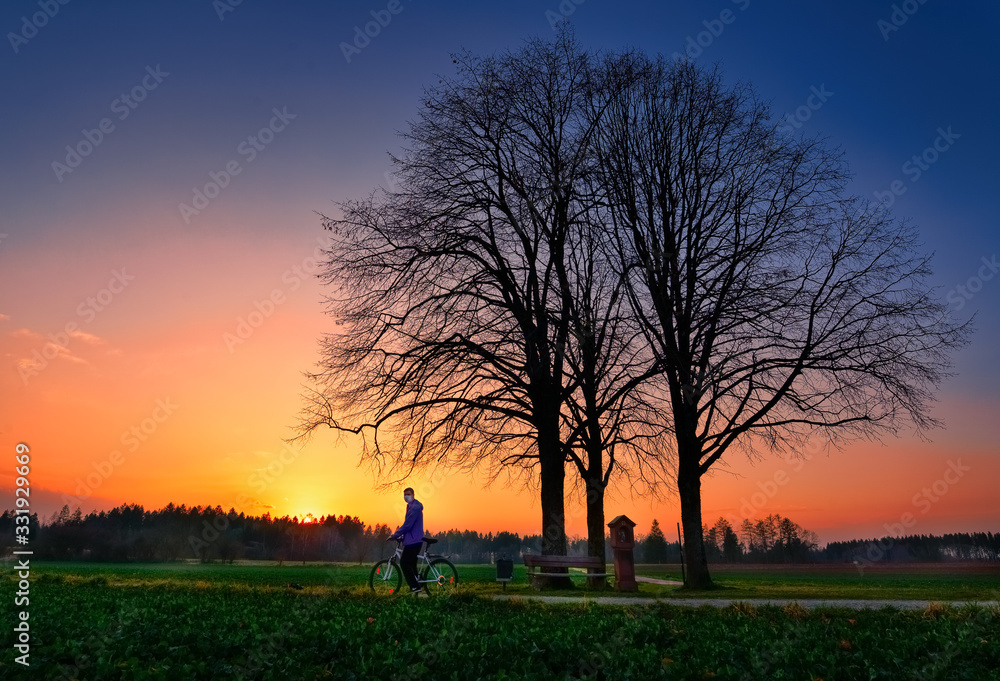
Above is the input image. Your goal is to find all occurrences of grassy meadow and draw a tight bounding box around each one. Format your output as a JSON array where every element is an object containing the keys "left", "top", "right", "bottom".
[{"left": 2, "top": 560, "right": 998, "bottom": 680}]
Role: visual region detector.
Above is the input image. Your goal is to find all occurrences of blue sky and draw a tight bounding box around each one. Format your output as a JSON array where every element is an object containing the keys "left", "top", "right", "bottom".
[{"left": 1, "top": 0, "right": 997, "bottom": 540}]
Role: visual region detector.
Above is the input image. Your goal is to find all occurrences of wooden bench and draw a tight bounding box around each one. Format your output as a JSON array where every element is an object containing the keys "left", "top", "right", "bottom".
[{"left": 522, "top": 555, "right": 610, "bottom": 588}]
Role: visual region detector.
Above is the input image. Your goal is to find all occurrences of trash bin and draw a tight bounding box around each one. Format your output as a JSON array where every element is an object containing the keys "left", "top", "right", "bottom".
[{"left": 496, "top": 557, "right": 513, "bottom": 591}]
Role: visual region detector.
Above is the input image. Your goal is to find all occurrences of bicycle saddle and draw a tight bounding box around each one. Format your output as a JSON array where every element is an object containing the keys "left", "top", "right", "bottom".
[{"left": 423, "top": 536, "right": 438, "bottom": 545}]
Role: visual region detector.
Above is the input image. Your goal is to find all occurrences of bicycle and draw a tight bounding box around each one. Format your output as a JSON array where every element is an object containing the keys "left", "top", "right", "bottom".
[{"left": 369, "top": 536, "right": 458, "bottom": 595}]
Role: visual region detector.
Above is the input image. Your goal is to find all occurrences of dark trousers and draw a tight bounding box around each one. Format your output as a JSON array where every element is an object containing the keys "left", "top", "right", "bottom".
[{"left": 401, "top": 542, "right": 421, "bottom": 589}]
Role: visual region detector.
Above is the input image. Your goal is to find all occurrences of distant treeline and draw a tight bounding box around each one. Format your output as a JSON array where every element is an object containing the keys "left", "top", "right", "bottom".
[
  {"left": 824, "top": 533, "right": 1000, "bottom": 564},
  {"left": 1, "top": 503, "right": 996, "bottom": 564}
]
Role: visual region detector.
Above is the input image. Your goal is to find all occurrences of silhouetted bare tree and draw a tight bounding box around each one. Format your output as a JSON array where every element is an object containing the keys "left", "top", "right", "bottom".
[
  {"left": 557, "top": 197, "right": 669, "bottom": 573},
  {"left": 295, "top": 36, "right": 967, "bottom": 589},
  {"left": 294, "top": 32, "right": 664, "bottom": 567},
  {"left": 592, "top": 55, "right": 970, "bottom": 587}
]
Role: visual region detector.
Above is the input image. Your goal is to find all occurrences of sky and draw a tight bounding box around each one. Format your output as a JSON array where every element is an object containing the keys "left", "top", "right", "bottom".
[{"left": 1, "top": 0, "right": 997, "bottom": 545}]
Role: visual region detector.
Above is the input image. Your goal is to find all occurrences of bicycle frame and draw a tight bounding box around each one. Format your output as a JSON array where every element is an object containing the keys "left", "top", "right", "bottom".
[{"left": 384, "top": 540, "right": 446, "bottom": 584}]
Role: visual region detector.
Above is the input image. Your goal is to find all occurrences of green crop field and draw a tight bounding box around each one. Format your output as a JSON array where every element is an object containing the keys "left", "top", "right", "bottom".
[
  {"left": 13, "top": 561, "right": 1000, "bottom": 600},
  {"left": 3, "top": 561, "right": 999, "bottom": 680},
  {"left": 639, "top": 563, "right": 1000, "bottom": 602}
]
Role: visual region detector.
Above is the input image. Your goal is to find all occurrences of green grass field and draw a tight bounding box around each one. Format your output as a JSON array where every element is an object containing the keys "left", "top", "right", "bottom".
[
  {"left": 21, "top": 560, "right": 1000, "bottom": 601},
  {"left": 640, "top": 563, "right": 1000, "bottom": 602},
  {"left": 3, "top": 561, "right": 998, "bottom": 679}
]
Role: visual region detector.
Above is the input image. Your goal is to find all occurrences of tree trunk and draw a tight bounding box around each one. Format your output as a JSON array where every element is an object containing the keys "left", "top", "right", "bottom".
[
  {"left": 538, "top": 411, "right": 567, "bottom": 556},
  {"left": 584, "top": 471, "right": 607, "bottom": 590},
  {"left": 580, "top": 350, "right": 608, "bottom": 589},
  {"left": 537, "top": 414, "right": 573, "bottom": 588},
  {"left": 678, "top": 453, "right": 712, "bottom": 588},
  {"left": 539, "top": 451, "right": 567, "bottom": 555}
]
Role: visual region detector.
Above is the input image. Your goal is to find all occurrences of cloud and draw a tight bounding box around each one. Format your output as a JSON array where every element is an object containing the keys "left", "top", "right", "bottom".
[
  {"left": 57, "top": 351, "right": 88, "bottom": 365},
  {"left": 9, "top": 326, "right": 110, "bottom": 370},
  {"left": 223, "top": 450, "right": 272, "bottom": 463},
  {"left": 16, "top": 343, "right": 88, "bottom": 368},
  {"left": 236, "top": 496, "right": 275, "bottom": 511},
  {"left": 10, "top": 326, "right": 105, "bottom": 345},
  {"left": 69, "top": 329, "right": 104, "bottom": 345},
  {"left": 0, "top": 313, "right": 9, "bottom": 321},
  {"left": 0, "top": 484, "right": 123, "bottom": 521}
]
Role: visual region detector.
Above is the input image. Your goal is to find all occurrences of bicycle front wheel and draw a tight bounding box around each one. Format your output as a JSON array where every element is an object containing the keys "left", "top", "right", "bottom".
[
  {"left": 421, "top": 558, "right": 458, "bottom": 594},
  {"left": 369, "top": 559, "right": 401, "bottom": 594}
]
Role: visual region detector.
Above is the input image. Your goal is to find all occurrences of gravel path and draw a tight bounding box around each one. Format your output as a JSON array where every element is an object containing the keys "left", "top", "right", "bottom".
[
  {"left": 636, "top": 576, "right": 684, "bottom": 585},
  {"left": 493, "top": 595, "right": 1000, "bottom": 610}
]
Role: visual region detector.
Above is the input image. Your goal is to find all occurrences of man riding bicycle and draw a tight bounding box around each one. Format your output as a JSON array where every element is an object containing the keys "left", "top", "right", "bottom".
[{"left": 389, "top": 487, "right": 423, "bottom": 593}]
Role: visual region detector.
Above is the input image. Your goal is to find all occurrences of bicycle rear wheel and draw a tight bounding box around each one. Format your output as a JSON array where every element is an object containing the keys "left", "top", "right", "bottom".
[
  {"left": 369, "top": 559, "right": 401, "bottom": 594},
  {"left": 420, "top": 558, "right": 458, "bottom": 594}
]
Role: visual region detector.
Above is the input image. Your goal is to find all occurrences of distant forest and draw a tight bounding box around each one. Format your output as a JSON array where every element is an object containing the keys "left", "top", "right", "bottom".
[{"left": 2, "top": 503, "right": 997, "bottom": 565}]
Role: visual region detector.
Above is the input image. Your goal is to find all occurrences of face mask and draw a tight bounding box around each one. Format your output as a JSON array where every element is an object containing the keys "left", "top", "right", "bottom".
[{"left": 404, "top": 495, "right": 413, "bottom": 503}]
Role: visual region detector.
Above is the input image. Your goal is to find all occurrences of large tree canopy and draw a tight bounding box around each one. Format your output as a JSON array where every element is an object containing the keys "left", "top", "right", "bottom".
[
  {"left": 592, "top": 54, "right": 970, "bottom": 586},
  {"left": 296, "top": 34, "right": 969, "bottom": 587},
  {"left": 295, "top": 33, "right": 665, "bottom": 564}
]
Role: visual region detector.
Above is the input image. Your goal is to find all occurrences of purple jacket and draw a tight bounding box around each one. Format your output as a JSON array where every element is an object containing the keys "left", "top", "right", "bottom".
[{"left": 393, "top": 499, "right": 424, "bottom": 546}]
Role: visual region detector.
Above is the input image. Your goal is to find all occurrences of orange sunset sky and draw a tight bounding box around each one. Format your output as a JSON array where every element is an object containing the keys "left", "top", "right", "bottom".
[
  {"left": 2, "top": 1, "right": 998, "bottom": 545},
  {"left": 2, "top": 220, "right": 997, "bottom": 544}
]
